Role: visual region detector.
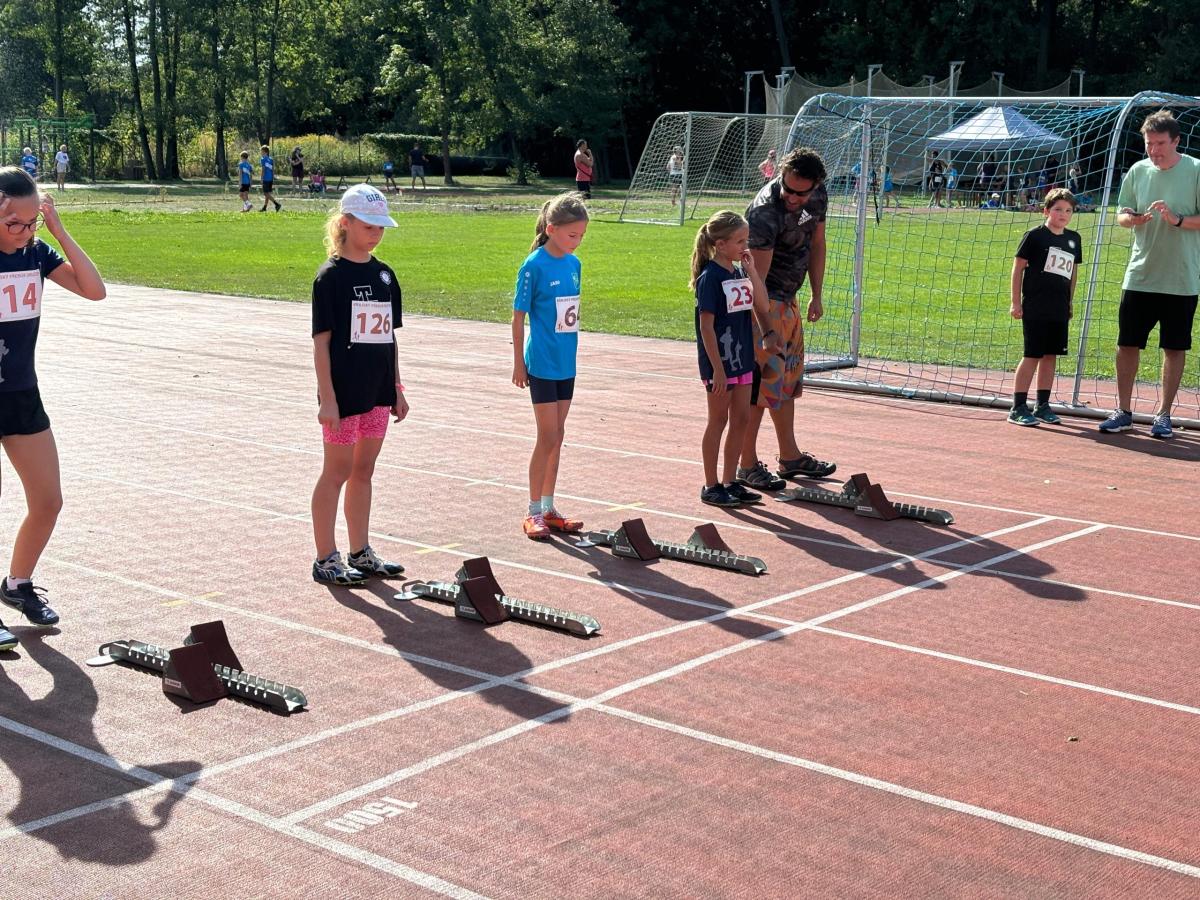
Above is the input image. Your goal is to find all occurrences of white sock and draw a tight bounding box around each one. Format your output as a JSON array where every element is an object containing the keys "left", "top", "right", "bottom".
[{"left": 6, "top": 576, "right": 30, "bottom": 591}]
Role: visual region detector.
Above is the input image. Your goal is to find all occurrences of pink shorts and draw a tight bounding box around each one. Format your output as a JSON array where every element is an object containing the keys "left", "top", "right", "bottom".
[
  {"left": 322, "top": 406, "right": 390, "bottom": 445},
  {"left": 702, "top": 371, "right": 754, "bottom": 388}
]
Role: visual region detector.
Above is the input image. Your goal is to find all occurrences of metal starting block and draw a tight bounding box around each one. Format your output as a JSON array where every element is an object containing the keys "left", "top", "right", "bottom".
[
  {"left": 775, "top": 473, "right": 954, "bottom": 526},
  {"left": 577, "top": 519, "right": 767, "bottom": 576},
  {"left": 393, "top": 557, "right": 601, "bottom": 637},
  {"left": 86, "top": 620, "right": 308, "bottom": 713}
]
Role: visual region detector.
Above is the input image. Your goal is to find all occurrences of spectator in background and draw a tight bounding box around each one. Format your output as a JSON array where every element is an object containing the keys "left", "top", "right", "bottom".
[
  {"left": 758, "top": 149, "right": 777, "bottom": 181},
  {"left": 410, "top": 144, "right": 427, "bottom": 191},
  {"left": 54, "top": 145, "right": 69, "bottom": 191},
  {"left": 573, "top": 140, "right": 594, "bottom": 199},
  {"left": 290, "top": 146, "right": 305, "bottom": 190}
]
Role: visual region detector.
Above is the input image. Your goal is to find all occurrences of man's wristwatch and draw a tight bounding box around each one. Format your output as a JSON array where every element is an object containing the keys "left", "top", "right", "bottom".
[{"left": 1175, "top": 214, "right": 1185, "bottom": 228}]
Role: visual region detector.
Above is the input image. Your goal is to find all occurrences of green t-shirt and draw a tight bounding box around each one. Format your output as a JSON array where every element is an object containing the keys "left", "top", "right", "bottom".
[{"left": 1117, "top": 154, "right": 1200, "bottom": 295}]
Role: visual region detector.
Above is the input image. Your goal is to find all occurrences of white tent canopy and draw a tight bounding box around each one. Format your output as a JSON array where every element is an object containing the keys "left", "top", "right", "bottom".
[{"left": 926, "top": 105, "right": 1070, "bottom": 156}]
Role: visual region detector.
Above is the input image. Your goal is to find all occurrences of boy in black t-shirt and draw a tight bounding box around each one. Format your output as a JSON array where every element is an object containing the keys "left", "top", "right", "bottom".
[{"left": 1007, "top": 188, "right": 1083, "bottom": 426}]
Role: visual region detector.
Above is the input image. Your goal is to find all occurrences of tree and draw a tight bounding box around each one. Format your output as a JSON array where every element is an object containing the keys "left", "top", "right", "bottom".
[{"left": 120, "top": 0, "right": 156, "bottom": 179}]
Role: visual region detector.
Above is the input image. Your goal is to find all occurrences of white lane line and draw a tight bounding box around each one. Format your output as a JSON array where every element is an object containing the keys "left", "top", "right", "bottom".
[
  {"left": 594, "top": 704, "right": 1200, "bottom": 880},
  {"left": 0, "top": 715, "right": 488, "bottom": 899},
  {"left": 808, "top": 625, "right": 1200, "bottom": 715},
  {"left": 281, "top": 523, "right": 1096, "bottom": 824}
]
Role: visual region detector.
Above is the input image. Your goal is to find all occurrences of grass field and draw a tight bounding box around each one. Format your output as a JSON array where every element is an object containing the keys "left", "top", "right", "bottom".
[{"left": 44, "top": 178, "right": 1189, "bottom": 386}]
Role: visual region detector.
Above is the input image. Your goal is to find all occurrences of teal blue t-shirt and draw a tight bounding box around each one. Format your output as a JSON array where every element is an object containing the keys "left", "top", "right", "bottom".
[
  {"left": 1117, "top": 154, "right": 1200, "bottom": 295},
  {"left": 513, "top": 246, "right": 581, "bottom": 380}
]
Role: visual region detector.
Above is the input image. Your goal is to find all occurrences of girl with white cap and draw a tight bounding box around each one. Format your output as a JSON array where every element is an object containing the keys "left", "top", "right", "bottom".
[{"left": 310, "top": 185, "right": 408, "bottom": 585}]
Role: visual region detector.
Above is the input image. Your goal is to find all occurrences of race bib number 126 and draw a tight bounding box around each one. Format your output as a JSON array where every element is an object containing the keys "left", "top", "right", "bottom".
[
  {"left": 351, "top": 300, "right": 393, "bottom": 343},
  {"left": 555, "top": 295, "right": 580, "bottom": 333},
  {"left": 0, "top": 270, "right": 41, "bottom": 323}
]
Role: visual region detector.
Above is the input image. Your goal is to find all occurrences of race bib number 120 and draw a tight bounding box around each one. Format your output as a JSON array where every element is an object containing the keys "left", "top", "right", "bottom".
[
  {"left": 1044, "top": 246, "right": 1075, "bottom": 280},
  {"left": 722, "top": 278, "right": 754, "bottom": 314},
  {"left": 351, "top": 300, "right": 393, "bottom": 343},
  {"left": 0, "top": 270, "right": 41, "bottom": 323},
  {"left": 555, "top": 295, "right": 580, "bottom": 333}
]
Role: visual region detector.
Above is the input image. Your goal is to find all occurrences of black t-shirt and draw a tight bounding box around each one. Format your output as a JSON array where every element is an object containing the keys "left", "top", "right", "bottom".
[
  {"left": 1016, "top": 225, "right": 1083, "bottom": 320},
  {"left": 745, "top": 181, "right": 828, "bottom": 301},
  {"left": 929, "top": 158, "right": 945, "bottom": 183},
  {"left": 311, "top": 256, "right": 403, "bottom": 417},
  {"left": 694, "top": 259, "right": 755, "bottom": 380},
  {"left": 0, "top": 240, "right": 65, "bottom": 393}
]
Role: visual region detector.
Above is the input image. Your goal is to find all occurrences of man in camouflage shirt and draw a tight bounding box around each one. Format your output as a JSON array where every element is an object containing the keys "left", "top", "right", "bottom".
[{"left": 736, "top": 147, "right": 838, "bottom": 490}]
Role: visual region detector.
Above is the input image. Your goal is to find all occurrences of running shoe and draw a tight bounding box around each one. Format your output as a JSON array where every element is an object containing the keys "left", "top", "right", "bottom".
[
  {"left": 1150, "top": 413, "right": 1174, "bottom": 439},
  {"left": 700, "top": 484, "right": 742, "bottom": 508},
  {"left": 725, "top": 482, "right": 763, "bottom": 504},
  {"left": 312, "top": 552, "right": 369, "bottom": 585},
  {"left": 0, "top": 620, "right": 17, "bottom": 652},
  {"left": 347, "top": 545, "right": 405, "bottom": 577},
  {"left": 0, "top": 581, "right": 59, "bottom": 627},
  {"left": 736, "top": 460, "right": 787, "bottom": 491},
  {"left": 1098, "top": 409, "right": 1134, "bottom": 433},
  {"left": 542, "top": 509, "right": 584, "bottom": 533},
  {"left": 1008, "top": 405, "right": 1039, "bottom": 427},
  {"left": 1032, "top": 404, "right": 1061, "bottom": 424},
  {"left": 523, "top": 513, "right": 552, "bottom": 541},
  {"left": 776, "top": 453, "right": 837, "bottom": 479}
]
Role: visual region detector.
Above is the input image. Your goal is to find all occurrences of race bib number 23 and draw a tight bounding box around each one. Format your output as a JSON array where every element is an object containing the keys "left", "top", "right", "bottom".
[
  {"left": 722, "top": 278, "right": 754, "bottom": 314},
  {"left": 351, "top": 300, "right": 393, "bottom": 343},
  {"left": 555, "top": 295, "right": 580, "bottom": 333},
  {"left": 0, "top": 270, "right": 41, "bottom": 323}
]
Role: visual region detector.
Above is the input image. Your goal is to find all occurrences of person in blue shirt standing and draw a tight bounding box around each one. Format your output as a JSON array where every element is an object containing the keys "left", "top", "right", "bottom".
[
  {"left": 511, "top": 193, "right": 588, "bottom": 540},
  {"left": 237, "top": 151, "right": 253, "bottom": 212},
  {"left": 383, "top": 158, "right": 398, "bottom": 194},
  {"left": 20, "top": 149, "right": 37, "bottom": 182},
  {"left": 259, "top": 144, "right": 281, "bottom": 212}
]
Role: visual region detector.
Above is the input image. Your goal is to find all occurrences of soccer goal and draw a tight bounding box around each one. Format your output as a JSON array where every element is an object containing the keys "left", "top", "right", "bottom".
[
  {"left": 785, "top": 91, "right": 1200, "bottom": 427},
  {"left": 619, "top": 112, "right": 797, "bottom": 225}
]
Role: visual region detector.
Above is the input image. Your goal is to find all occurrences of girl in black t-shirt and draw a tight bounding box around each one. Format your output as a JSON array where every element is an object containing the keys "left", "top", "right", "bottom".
[
  {"left": 0, "top": 167, "right": 106, "bottom": 649},
  {"left": 310, "top": 185, "right": 408, "bottom": 585}
]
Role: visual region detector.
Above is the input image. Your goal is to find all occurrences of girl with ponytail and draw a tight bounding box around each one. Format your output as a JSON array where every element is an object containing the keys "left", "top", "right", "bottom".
[
  {"left": 512, "top": 192, "right": 589, "bottom": 540},
  {"left": 691, "top": 210, "right": 778, "bottom": 508}
]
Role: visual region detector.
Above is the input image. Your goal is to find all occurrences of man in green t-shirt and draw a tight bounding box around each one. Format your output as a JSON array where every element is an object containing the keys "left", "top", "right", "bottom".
[{"left": 1101, "top": 110, "right": 1200, "bottom": 439}]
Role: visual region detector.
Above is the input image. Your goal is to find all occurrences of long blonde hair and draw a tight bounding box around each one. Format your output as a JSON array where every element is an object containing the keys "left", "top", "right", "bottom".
[
  {"left": 323, "top": 210, "right": 348, "bottom": 258},
  {"left": 690, "top": 210, "right": 746, "bottom": 289},
  {"left": 531, "top": 192, "right": 589, "bottom": 252}
]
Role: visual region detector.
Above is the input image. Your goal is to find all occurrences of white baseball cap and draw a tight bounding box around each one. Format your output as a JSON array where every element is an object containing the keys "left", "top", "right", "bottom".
[{"left": 339, "top": 184, "right": 397, "bottom": 227}]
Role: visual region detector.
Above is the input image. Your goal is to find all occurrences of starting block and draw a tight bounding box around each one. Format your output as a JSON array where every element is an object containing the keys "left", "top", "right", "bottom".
[
  {"left": 577, "top": 519, "right": 767, "bottom": 576},
  {"left": 394, "top": 557, "right": 601, "bottom": 637},
  {"left": 86, "top": 620, "right": 308, "bottom": 713},
  {"left": 775, "top": 473, "right": 954, "bottom": 526}
]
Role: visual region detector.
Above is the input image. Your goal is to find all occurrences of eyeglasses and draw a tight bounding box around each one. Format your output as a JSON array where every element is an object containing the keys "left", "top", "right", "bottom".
[
  {"left": 780, "top": 180, "right": 816, "bottom": 198},
  {"left": 4, "top": 215, "right": 41, "bottom": 235}
]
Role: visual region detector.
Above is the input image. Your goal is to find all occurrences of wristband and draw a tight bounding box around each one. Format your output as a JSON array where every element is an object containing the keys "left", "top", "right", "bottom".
[{"left": 1175, "top": 214, "right": 1184, "bottom": 228}]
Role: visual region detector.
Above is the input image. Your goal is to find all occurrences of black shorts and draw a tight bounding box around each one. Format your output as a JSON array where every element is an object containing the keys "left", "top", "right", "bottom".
[
  {"left": 1021, "top": 318, "right": 1070, "bottom": 358},
  {"left": 0, "top": 387, "right": 51, "bottom": 438},
  {"left": 575, "top": 180, "right": 591, "bottom": 196},
  {"left": 1118, "top": 290, "right": 1198, "bottom": 351},
  {"left": 239, "top": 182, "right": 251, "bottom": 192},
  {"left": 528, "top": 375, "right": 575, "bottom": 405},
  {"left": 262, "top": 180, "right": 274, "bottom": 194}
]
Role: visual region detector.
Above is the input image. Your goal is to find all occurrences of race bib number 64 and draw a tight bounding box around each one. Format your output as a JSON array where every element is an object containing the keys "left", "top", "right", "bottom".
[
  {"left": 555, "top": 295, "right": 580, "bottom": 333},
  {"left": 722, "top": 278, "right": 754, "bottom": 314},
  {"left": 0, "top": 270, "right": 42, "bottom": 323},
  {"left": 1044, "top": 246, "right": 1075, "bottom": 280},
  {"left": 351, "top": 300, "right": 393, "bottom": 343}
]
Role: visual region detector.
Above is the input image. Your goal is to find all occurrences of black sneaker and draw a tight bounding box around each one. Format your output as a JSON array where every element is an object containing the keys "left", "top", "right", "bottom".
[
  {"left": 700, "top": 484, "right": 742, "bottom": 508},
  {"left": 347, "top": 545, "right": 405, "bottom": 578},
  {"left": 312, "top": 552, "right": 369, "bottom": 586},
  {"left": 0, "top": 620, "right": 17, "bottom": 652},
  {"left": 0, "top": 581, "right": 60, "bottom": 627},
  {"left": 776, "top": 453, "right": 837, "bottom": 479},
  {"left": 736, "top": 460, "right": 787, "bottom": 491},
  {"left": 725, "top": 482, "right": 763, "bottom": 504}
]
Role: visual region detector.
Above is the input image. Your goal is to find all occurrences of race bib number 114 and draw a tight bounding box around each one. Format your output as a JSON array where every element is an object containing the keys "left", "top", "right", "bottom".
[{"left": 0, "top": 270, "right": 41, "bottom": 323}]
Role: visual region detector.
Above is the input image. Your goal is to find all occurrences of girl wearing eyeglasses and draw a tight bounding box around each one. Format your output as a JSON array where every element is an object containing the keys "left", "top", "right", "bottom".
[{"left": 0, "top": 167, "right": 105, "bottom": 650}]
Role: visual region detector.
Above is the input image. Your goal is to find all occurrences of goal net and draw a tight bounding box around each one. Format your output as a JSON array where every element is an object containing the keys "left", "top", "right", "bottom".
[
  {"left": 789, "top": 91, "right": 1200, "bottom": 427},
  {"left": 619, "top": 113, "right": 796, "bottom": 226}
]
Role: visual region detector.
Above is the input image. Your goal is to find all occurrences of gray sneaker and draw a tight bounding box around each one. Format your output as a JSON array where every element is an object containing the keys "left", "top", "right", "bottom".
[
  {"left": 312, "top": 551, "right": 368, "bottom": 586},
  {"left": 735, "top": 460, "right": 787, "bottom": 491},
  {"left": 347, "top": 544, "right": 406, "bottom": 577}
]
